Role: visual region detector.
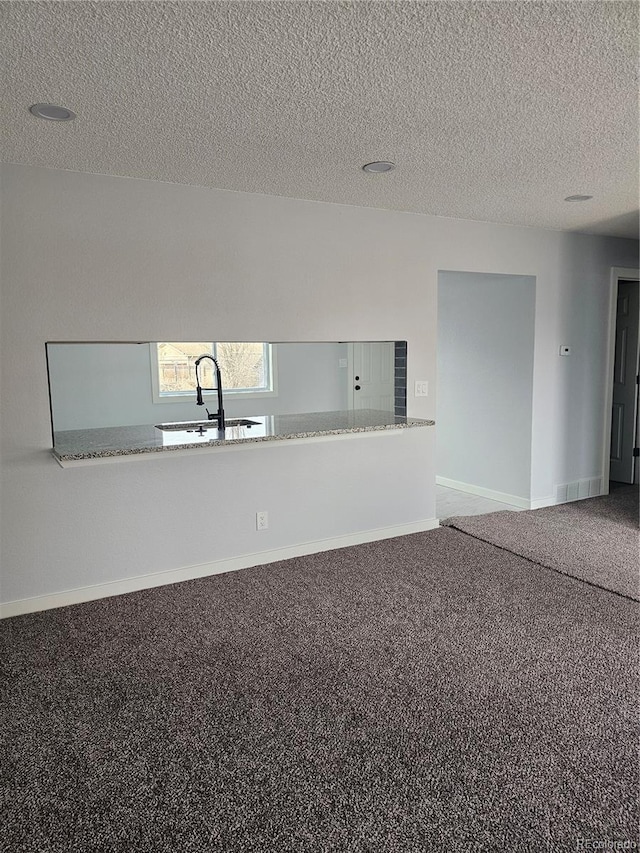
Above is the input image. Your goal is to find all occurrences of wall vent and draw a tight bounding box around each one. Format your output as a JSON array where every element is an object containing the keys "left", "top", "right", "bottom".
[
  {"left": 554, "top": 478, "right": 603, "bottom": 504},
  {"left": 588, "top": 477, "right": 602, "bottom": 497}
]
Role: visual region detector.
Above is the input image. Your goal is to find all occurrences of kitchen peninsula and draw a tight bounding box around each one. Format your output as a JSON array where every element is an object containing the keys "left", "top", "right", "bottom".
[{"left": 52, "top": 408, "right": 435, "bottom": 466}]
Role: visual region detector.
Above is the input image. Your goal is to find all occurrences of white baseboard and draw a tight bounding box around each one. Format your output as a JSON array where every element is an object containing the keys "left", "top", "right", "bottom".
[
  {"left": 528, "top": 496, "right": 557, "bottom": 509},
  {"left": 0, "top": 518, "right": 440, "bottom": 619},
  {"left": 436, "top": 476, "right": 531, "bottom": 509},
  {"left": 436, "top": 475, "right": 605, "bottom": 511}
]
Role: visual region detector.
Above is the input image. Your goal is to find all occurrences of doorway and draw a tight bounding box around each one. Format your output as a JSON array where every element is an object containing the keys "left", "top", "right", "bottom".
[
  {"left": 436, "top": 270, "right": 536, "bottom": 506},
  {"left": 605, "top": 269, "right": 640, "bottom": 487}
]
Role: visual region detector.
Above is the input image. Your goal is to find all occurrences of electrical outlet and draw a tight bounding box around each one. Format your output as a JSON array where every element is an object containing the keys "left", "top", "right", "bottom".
[
  {"left": 414, "top": 380, "right": 429, "bottom": 397},
  {"left": 256, "top": 511, "right": 268, "bottom": 531}
]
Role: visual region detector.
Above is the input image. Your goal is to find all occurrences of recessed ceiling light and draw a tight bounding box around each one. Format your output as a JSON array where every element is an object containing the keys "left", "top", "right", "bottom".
[
  {"left": 564, "top": 194, "right": 593, "bottom": 202},
  {"left": 29, "top": 103, "right": 76, "bottom": 121},
  {"left": 362, "top": 161, "right": 396, "bottom": 173}
]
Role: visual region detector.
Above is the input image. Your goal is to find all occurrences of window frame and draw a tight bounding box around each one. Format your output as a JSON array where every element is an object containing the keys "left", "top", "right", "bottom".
[{"left": 150, "top": 342, "right": 278, "bottom": 405}]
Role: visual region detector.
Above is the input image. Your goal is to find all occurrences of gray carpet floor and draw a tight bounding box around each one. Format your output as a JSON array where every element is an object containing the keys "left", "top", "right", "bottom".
[
  {"left": 1, "top": 496, "right": 638, "bottom": 852},
  {"left": 442, "top": 485, "right": 639, "bottom": 600}
]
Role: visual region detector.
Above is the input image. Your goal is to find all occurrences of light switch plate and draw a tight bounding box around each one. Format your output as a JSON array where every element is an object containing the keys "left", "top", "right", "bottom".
[
  {"left": 559, "top": 345, "right": 571, "bottom": 356},
  {"left": 414, "top": 380, "right": 429, "bottom": 397}
]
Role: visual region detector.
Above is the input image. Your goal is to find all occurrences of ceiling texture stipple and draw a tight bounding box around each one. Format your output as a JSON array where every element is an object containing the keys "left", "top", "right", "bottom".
[{"left": 1, "top": 1, "right": 638, "bottom": 238}]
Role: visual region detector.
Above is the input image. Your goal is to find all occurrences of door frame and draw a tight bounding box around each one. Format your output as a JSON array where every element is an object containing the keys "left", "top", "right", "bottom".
[{"left": 602, "top": 266, "right": 640, "bottom": 490}]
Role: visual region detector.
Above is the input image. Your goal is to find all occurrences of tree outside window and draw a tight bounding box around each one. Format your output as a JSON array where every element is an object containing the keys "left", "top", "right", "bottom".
[{"left": 156, "top": 342, "right": 272, "bottom": 396}]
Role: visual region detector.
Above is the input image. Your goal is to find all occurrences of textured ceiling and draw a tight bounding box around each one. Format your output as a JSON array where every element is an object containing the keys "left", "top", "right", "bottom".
[{"left": 1, "top": 1, "right": 638, "bottom": 238}]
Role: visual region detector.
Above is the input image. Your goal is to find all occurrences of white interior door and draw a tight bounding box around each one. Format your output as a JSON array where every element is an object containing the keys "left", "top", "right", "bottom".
[
  {"left": 609, "top": 279, "right": 640, "bottom": 484},
  {"left": 348, "top": 342, "right": 395, "bottom": 412}
]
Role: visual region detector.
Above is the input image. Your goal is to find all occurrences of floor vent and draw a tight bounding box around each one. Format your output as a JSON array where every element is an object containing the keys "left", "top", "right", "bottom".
[{"left": 554, "top": 478, "right": 602, "bottom": 504}]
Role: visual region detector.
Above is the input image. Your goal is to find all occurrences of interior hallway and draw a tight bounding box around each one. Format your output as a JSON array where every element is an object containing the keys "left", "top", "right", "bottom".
[{"left": 436, "top": 484, "right": 524, "bottom": 521}]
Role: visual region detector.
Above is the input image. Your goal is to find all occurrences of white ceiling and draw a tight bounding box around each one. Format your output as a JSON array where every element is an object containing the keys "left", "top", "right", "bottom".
[{"left": 2, "top": 1, "right": 638, "bottom": 238}]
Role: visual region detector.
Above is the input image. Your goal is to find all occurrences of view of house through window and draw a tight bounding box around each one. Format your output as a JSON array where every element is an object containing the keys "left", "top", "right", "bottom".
[{"left": 155, "top": 342, "right": 272, "bottom": 396}]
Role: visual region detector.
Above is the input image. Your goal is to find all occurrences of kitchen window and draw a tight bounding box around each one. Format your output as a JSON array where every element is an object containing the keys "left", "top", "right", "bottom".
[{"left": 151, "top": 342, "right": 276, "bottom": 403}]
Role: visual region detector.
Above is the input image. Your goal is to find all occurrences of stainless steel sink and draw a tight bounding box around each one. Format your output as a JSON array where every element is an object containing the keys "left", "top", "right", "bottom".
[{"left": 155, "top": 419, "right": 260, "bottom": 431}]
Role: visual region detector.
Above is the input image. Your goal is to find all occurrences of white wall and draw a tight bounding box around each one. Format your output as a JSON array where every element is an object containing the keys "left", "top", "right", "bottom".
[
  {"left": 437, "top": 272, "right": 536, "bottom": 500},
  {"left": 47, "top": 341, "right": 351, "bottom": 430},
  {"left": 0, "top": 163, "right": 637, "bottom": 608}
]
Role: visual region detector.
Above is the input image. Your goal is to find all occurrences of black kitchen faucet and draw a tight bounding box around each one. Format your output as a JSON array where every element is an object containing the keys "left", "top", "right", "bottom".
[{"left": 194, "top": 354, "right": 226, "bottom": 430}]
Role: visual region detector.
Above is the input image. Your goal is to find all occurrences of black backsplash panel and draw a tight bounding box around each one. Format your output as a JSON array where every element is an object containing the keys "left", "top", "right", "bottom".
[{"left": 394, "top": 341, "right": 407, "bottom": 417}]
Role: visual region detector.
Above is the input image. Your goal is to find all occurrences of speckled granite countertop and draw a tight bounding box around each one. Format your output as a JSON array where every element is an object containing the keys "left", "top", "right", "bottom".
[{"left": 52, "top": 409, "right": 434, "bottom": 463}]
